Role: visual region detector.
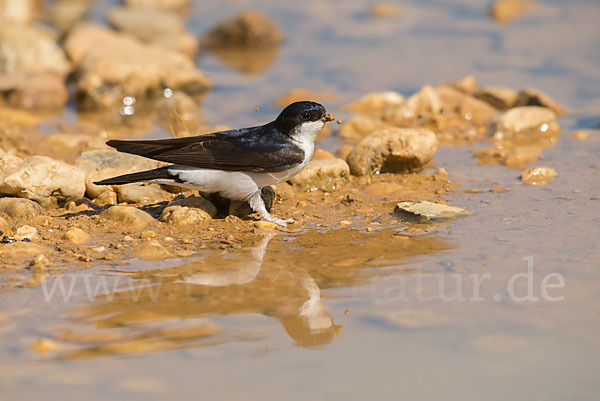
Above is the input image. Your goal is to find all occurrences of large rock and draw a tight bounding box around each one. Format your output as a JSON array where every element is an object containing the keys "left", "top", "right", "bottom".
[
  {"left": 0, "top": 23, "right": 70, "bottom": 76},
  {"left": 203, "top": 12, "right": 283, "bottom": 48},
  {"left": 0, "top": 197, "right": 42, "bottom": 219},
  {"left": 0, "top": 0, "right": 39, "bottom": 24},
  {"left": 64, "top": 24, "right": 211, "bottom": 108},
  {"left": 108, "top": 7, "right": 198, "bottom": 58},
  {"left": 101, "top": 205, "right": 155, "bottom": 229},
  {"left": 493, "top": 106, "right": 559, "bottom": 139},
  {"left": 289, "top": 159, "right": 350, "bottom": 191},
  {"left": 394, "top": 201, "right": 471, "bottom": 222},
  {"left": 0, "top": 156, "right": 85, "bottom": 208},
  {"left": 346, "top": 128, "right": 438, "bottom": 176},
  {"left": 75, "top": 150, "right": 161, "bottom": 198}
]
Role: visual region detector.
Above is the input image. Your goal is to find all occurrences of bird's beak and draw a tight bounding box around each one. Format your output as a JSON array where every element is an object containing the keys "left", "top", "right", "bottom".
[{"left": 322, "top": 113, "right": 335, "bottom": 123}]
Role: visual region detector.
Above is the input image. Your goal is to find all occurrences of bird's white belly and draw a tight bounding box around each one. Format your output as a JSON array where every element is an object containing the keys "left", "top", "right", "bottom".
[{"left": 167, "top": 149, "right": 312, "bottom": 201}]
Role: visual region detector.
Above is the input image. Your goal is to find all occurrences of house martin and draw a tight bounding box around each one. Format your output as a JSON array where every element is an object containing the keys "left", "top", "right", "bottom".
[{"left": 95, "top": 101, "right": 332, "bottom": 226}]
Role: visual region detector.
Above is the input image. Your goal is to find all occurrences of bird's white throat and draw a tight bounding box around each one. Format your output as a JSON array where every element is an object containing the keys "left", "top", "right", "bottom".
[{"left": 292, "top": 120, "right": 325, "bottom": 144}]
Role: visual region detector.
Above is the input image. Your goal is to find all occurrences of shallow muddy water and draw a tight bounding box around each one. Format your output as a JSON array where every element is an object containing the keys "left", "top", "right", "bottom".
[{"left": 1, "top": 0, "right": 599, "bottom": 400}]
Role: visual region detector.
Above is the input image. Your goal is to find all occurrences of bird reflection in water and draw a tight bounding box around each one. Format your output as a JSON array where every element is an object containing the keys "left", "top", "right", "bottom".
[{"left": 55, "top": 232, "right": 340, "bottom": 359}]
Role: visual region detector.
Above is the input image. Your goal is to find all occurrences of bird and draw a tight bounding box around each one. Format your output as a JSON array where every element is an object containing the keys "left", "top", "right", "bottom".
[{"left": 94, "top": 101, "right": 332, "bottom": 227}]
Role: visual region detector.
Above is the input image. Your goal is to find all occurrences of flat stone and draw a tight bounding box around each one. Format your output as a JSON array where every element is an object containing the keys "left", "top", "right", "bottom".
[
  {"left": 64, "top": 227, "right": 89, "bottom": 244},
  {"left": 0, "top": 156, "right": 86, "bottom": 208},
  {"left": 117, "top": 183, "right": 171, "bottom": 205},
  {"left": 0, "top": 198, "right": 42, "bottom": 219},
  {"left": 64, "top": 23, "right": 211, "bottom": 108},
  {"left": 494, "top": 106, "right": 559, "bottom": 139},
  {"left": 520, "top": 166, "right": 557, "bottom": 185},
  {"left": 394, "top": 201, "right": 471, "bottom": 222},
  {"left": 346, "top": 127, "right": 438, "bottom": 176},
  {"left": 101, "top": 205, "right": 155, "bottom": 229},
  {"left": 0, "top": 23, "right": 70, "bottom": 76},
  {"left": 75, "top": 150, "right": 161, "bottom": 198},
  {"left": 289, "top": 159, "right": 350, "bottom": 191}
]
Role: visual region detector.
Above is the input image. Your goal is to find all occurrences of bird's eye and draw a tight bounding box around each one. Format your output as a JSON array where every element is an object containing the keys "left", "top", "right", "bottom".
[{"left": 300, "top": 112, "right": 312, "bottom": 121}]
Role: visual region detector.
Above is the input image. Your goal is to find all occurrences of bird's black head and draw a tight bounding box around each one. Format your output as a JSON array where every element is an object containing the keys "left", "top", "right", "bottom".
[{"left": 274, "top": 101, "right": 327, "bottom": 134}]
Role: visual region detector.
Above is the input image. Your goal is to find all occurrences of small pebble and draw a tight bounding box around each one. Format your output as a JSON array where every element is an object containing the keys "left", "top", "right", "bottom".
[{"left": 1, "top": 236, "right": 16, "bottom": 244}]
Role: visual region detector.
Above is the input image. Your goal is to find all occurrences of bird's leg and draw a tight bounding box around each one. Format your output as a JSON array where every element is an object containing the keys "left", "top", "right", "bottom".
[{"left": 249, "top": 190, "right": 293, "bottom": 227}]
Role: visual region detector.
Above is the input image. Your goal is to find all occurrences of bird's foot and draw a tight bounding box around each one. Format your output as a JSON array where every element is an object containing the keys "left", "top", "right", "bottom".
[{"left": 266, "top": 216, "right": 294, "bottom": 227}]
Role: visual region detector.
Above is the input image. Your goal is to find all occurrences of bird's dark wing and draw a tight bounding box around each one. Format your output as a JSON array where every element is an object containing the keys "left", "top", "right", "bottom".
[{"left": 106, "top": 125, "right": 305, "bottom": 173}]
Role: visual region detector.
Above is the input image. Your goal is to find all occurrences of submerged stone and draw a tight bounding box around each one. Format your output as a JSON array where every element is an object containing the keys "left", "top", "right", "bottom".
[
  {"left": 520, "top": 166, "right": 557, "bottom": 186},
  {"left": 394, "top": 201, "right": 471, "bottom": 222},
  {"left": 494, "top": 106, "right": 559, "bottom": 138}
]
